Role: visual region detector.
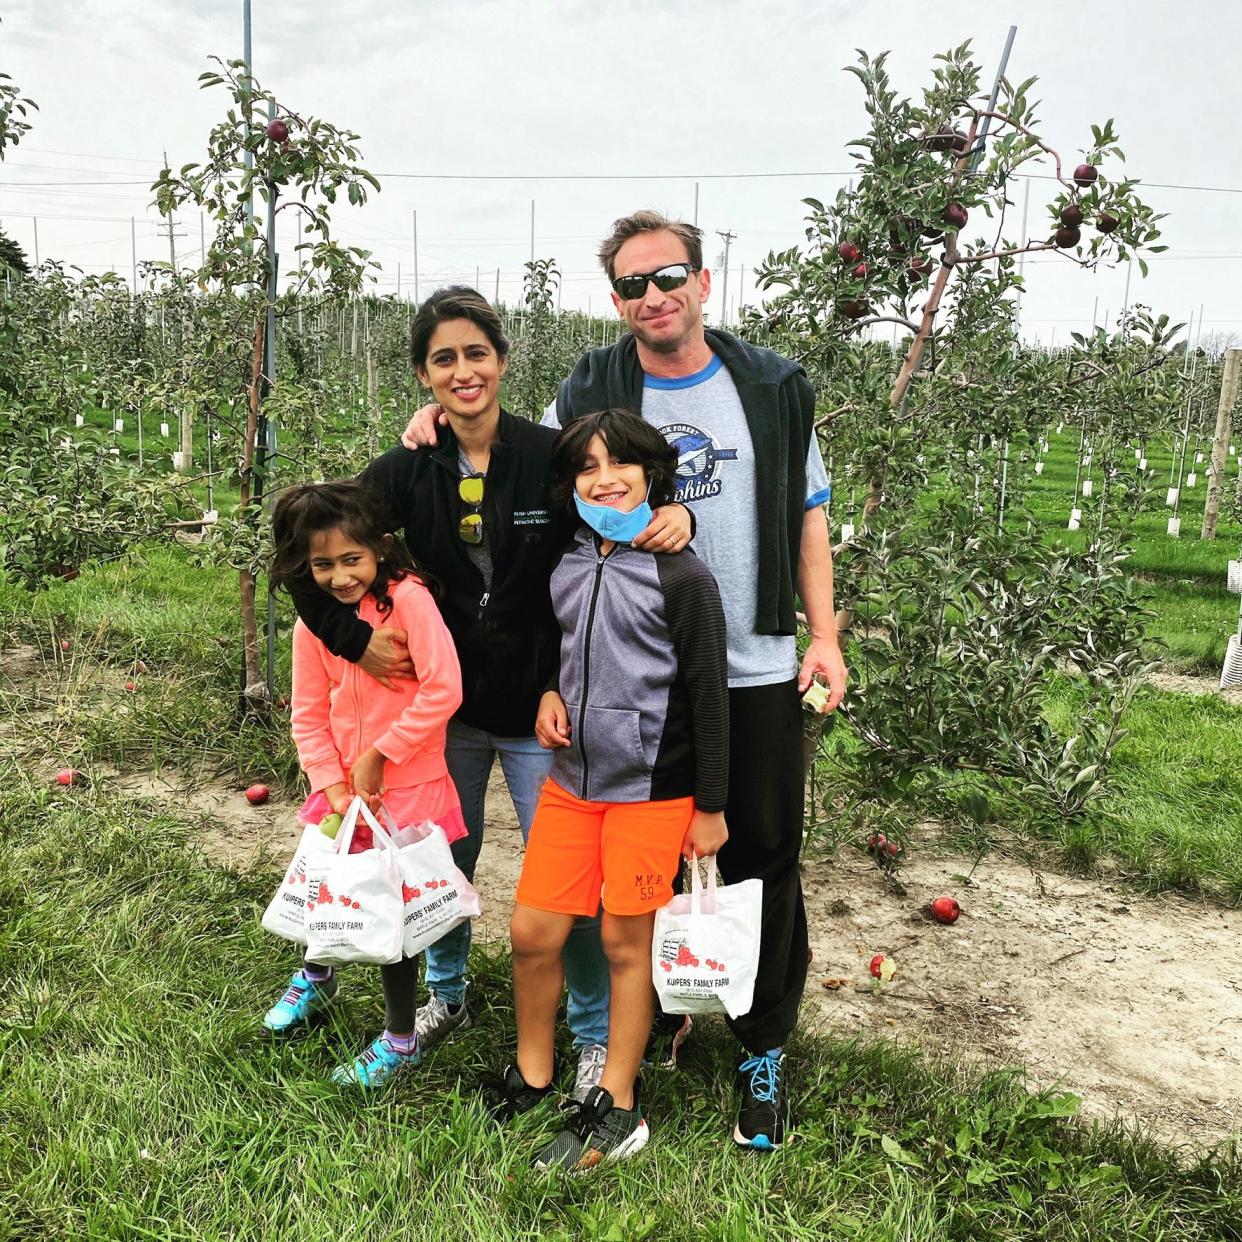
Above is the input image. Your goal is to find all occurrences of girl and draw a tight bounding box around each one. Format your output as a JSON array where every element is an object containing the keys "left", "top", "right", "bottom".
[
  {"left": 498, "top": 410, "right": 729, "bottom": 1171},
  {"left": 264, "top": 481, "right": 465, "bottom": 1090}
]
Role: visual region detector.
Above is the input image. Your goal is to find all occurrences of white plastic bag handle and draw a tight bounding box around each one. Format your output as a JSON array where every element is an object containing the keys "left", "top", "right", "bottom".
[
  {"left": 689, "top": 852, "right": 719, "bottom": 916},
  {"left": 336, "top": 795, "right": 397, "bottom": 855}
]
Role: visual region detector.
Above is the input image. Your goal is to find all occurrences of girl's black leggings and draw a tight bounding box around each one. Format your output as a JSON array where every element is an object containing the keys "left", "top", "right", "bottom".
[{"left": 303, "top": 950, "right": 419, "bottom": 1033}]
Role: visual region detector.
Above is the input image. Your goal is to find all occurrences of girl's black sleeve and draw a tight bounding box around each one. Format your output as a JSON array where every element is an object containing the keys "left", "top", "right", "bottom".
[
  {"left": 288, "top": 446, "right": 414, "bottom": 662},
  {"left": 657, "top": 552, "right": 730, "bottom": 813}
]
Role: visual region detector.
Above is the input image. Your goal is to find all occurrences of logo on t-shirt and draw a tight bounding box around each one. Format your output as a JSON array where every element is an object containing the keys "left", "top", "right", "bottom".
[{"left": 661, "top": 423, "right": 738, "bottom": 503}]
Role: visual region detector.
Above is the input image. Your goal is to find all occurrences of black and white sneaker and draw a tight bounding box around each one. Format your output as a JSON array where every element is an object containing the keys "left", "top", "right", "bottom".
[
  {"left": 644, "top": 1011, "right": 692, "bottom": 1068},
  {"left": 533, "top": 1083, "right": 650, "bottom": 1172},
  {"left": 481, "top": 1063, "right": 554, "bottom": 1122},
  {"left": 733, "top": 1048, "right": 788, "bottom": 1150}
]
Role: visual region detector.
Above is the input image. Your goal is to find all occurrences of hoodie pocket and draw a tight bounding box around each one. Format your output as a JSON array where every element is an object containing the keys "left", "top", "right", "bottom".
[{"left": 575, "top": 704, "right": 650, "bottom": 802}]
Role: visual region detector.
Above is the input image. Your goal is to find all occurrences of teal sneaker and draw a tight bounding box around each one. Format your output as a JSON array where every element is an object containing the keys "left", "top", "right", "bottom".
[
  {"left": 263, "top": 970, "right": 338, "bottom": 1036},
  {"left": 331, "top": 1035, "right": 422, "bottom": 1089}
]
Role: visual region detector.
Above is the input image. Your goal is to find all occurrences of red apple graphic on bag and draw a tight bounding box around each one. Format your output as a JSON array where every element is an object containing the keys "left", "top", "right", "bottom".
[
  {"left": 402, "top": 883, "right": 417, "bottom": 903},
  {"left": 659, "top": 960, "right": 672, "bottom": 972},
  {"left": 675, "top": 945, "right": 695, "bottom": 967},
  {"left": 319, "top": 883, "right": 334, "bottom": 905}
]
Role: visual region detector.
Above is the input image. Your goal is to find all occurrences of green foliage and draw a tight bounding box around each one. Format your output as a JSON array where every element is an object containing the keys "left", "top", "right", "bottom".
[
  {"left": 0, "top": 227, "right": 28, "bottom": 279},
  {"left": 743, "top": 44, "right": 1177, "bottom": 832},
  {"left": 504, "top": 258, "right": 594, "bottom": 418},
  {"left": 0, "top": 56, "right": 37, "bottom": 162}
]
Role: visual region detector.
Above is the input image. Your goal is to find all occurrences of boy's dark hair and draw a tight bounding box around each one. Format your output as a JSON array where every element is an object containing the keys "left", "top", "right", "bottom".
[
  {"left": 409, "top": 285, "right": 509, "bottom": 372},
  {"left": 269, "top": 481, "right": 434, "bottom": 615},
  {"left": 597, "top": 210, "right": 704, "bottom": 282},
  {"left": 549, "top": 410, "right": 678, "bottom": 513}
]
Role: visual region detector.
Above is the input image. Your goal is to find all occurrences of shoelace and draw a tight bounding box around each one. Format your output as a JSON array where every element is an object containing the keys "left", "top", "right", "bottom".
[
  {"left": 279, "top": 980, "right": 308, "bottom": 1007},
  {"left": 739, "top": 1053, "right": 781, "bottom": 1103}
]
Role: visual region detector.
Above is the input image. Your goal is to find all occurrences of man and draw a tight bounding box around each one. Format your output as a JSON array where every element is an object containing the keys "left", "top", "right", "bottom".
[
  {"left": 553, "top": 210, "right": 845, "bottom": 1150},
  {"left": 406, "top": 210, "right": 846, "bottom": 1150}
]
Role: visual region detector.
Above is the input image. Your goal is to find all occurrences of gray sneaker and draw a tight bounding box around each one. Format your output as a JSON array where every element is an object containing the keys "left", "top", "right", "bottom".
[
  {"left": 573, "top": 1043, "right": 608, "bottom": 1103},
  {"left": 414, "top": 994, "right": 471, "bottom": 1051}
]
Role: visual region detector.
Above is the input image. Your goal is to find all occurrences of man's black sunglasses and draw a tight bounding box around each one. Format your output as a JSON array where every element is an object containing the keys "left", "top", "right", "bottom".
[{"left": 611, "top": 263, "right": 699, "bottom": 301}]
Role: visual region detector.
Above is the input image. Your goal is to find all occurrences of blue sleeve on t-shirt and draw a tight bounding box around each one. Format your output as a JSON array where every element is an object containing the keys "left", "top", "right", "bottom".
[{"left": 805, "top": 435, "right": 831, "bottom": 510}]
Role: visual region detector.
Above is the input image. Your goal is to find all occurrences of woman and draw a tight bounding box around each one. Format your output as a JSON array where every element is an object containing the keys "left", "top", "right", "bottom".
[{"left": 292, "top": 286, "right": 691, "bottom": 1100}]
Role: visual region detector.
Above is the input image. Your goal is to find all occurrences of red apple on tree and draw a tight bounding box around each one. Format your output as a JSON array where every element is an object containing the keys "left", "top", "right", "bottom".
[
  {"left": 851, "top": 261, "right": 870, "bottom": 279},
  {"left": 1055, "top": 225, "right": 1081, "bottom": 248},
  {"left": 266, "top": 118, "right": 289, "bottom": 143},
  {"left": 839, "top": 298, "right": 871, "bottom": 320},
  {"left": 1073, "top": 162, "right": 1098, "bottom": 187},
  {"left": 943, "top": 202, "right": 968, "bottom": 230},
  {"left": 1059, "top": 204, "right": 1083, "bottom": 228},
  {"left": 837, "top": 241, "right": 862, "bottom": 264},
  {"left": 1096, "top": 212, "right": 1119, "bottom": 234}
]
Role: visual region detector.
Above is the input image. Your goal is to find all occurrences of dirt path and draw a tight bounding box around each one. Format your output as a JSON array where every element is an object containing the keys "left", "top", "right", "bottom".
[
  {"left": 6, "top": 642, "right": 1238, "bottom": 1150},
  {"left": 175, "top": 765, "right": 1241, "bottom": 1151}
]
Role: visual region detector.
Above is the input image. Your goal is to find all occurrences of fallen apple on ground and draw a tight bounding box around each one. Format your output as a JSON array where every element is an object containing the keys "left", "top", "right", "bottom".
[
  {"left": 930, "top": 895, "right": 961, "bottom": 924},
  {"left": 245, "top": 784, "right": 270, "bottom": 806},
  {"left": 869, "top": 953, "right": 897, "bottom": 983},
  {"left": 55, "top": 768, "right": 82, "bottom": 787}
]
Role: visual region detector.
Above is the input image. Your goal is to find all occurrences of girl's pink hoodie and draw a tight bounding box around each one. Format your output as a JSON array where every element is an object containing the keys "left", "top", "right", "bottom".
[{"left": 290, "top": 575, "right": 462, "bottom": 794}]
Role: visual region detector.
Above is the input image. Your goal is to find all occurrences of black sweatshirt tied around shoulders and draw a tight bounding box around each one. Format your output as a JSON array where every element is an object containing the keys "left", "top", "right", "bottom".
[{"left": 554, "top": 328, "right": 817, "bottom": 637}]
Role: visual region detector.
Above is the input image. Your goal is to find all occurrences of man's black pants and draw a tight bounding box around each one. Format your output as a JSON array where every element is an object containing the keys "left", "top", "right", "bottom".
[{"left": 715, "top": 676, "right": 807, "bottom": 1053}]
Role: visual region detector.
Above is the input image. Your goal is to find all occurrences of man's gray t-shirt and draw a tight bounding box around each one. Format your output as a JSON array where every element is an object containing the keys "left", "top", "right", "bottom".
[{"left": 544, "top": 353, "right": 830, "bottom": 688}]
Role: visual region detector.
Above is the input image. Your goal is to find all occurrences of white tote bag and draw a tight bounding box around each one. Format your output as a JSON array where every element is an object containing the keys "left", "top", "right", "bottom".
[
  {"left": 304, "top": 798, "right": 404, "bottom": 966},
  {"left": 261, "top": 821, "right": 340, "bottom": 945},
  {"left": 651, "top": 855, "right": 763, "bottom": 1019},
  {"left": 392, "top": 819, "right": 482, "bottom": 958}
]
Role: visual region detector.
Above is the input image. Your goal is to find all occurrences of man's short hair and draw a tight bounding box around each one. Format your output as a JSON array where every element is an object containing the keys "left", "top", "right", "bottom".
[{"left": 597, "top": 210, "right": 704, "bottom": 282}]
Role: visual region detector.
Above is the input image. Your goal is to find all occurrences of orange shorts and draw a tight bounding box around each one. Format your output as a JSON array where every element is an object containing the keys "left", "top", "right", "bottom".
[{"left": 516, "top": 779, "right": 694, "bottom": 917}]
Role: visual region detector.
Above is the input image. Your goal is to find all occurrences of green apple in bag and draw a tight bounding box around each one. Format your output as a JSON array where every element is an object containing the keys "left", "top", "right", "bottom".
[{"left": 318, "top": 812, "right": 343, "bottom": 839}]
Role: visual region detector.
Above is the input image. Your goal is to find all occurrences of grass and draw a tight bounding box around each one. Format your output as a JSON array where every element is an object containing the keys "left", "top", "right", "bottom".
[
  {"left": 1, "top": 782, "right": 1239, "bottom": 1241},
  {"left": 2, "top": 497, "right": 1242, "bottom": 1235}
]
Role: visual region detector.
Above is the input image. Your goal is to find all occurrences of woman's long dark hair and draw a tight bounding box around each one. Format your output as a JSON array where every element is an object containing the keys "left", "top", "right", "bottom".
[
  {"left": 269, "top": 481, "right": 434, "bottom": 615},
  {"left": 549, "top": 409, "right": 678, "bottom": 513}
]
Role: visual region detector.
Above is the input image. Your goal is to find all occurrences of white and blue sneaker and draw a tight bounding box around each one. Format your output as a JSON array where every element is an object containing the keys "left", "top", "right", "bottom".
[
  {"left": 733, "top": 1048, "right": 788, "bottom": 1150},
  {"left": 263, "top": 970, "right": 338, "bottom": 1036},
  {"left": 331, "top": 1035, "right": 422, "bottom": 1089}
]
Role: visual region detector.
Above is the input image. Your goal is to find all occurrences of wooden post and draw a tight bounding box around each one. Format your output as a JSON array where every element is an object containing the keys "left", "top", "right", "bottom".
[{"left": 1201, "top": 348, "right": 1241, "bottom": 540}]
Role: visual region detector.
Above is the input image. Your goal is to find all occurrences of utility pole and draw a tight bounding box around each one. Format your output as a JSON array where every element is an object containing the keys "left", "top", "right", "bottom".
[
  {"left": 131, "top": 217, "right": 137, "bottom": 295},
  {"left": 715, "top": 229, "right": 735, "bottom": 326},
  {"left": 530, "top": 200, "right": 535, "bottom": 264},
  {"left": 1202, "top": 348, "right": 1241, "bottom": 540},
  {"left": 32, "top": 216, "right": 39, "bottom": 267},
  {"left": 693, "top": 182, "right": 699, "bottom": 227}
]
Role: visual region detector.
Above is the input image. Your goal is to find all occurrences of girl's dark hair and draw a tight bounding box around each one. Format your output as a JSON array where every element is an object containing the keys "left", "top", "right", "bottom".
[
  {"left": 409, "top": 286, "right": 509, "bottom": 372},
  {"left": 549, "top": 409, "right": 678, "bottom": 512},
  {"left": 269, "top": 481, "right": 434, "bottom": 615}
]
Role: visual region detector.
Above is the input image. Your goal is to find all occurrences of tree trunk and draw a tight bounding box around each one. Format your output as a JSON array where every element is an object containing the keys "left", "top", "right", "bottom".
[
  {"left": 1201, "top": 349, "right": 1241, "bottom": 540},
  {"left": 239, "top": 321, "right": 267, "bottom": 707}
]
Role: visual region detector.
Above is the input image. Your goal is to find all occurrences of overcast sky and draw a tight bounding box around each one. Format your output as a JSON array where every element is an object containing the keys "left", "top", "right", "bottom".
[{"left": 3, "top": 0, "right": 1240, "bottom": 348}]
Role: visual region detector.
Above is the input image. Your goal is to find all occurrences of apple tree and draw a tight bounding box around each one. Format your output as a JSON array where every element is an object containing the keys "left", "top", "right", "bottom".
[
  {"left": 153, "top": 57, "right": 380, "bottom": 707},
  {"left": 747, "top": 44, "right": 1168, "bottom": 838}
]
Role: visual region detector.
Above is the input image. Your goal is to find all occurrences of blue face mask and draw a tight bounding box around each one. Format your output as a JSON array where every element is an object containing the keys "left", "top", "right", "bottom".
[{"left": 573, "top": 483, "right": 652, "bottom": 544}]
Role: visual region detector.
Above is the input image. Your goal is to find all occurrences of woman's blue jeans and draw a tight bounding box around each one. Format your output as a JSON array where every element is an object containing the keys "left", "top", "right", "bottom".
[{"left": 423, "top": 718, "right": 611, "bottom": 1049}]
